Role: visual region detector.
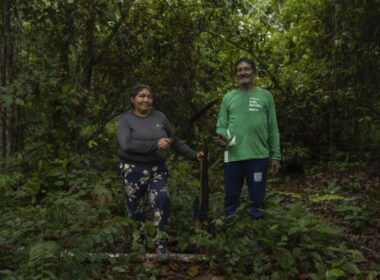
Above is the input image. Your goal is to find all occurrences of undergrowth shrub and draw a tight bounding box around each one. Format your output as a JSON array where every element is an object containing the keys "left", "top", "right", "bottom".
[
  {"left": 1, "top": 153, "right": 376, "bottom": 279},
  {"left": 168, "top": 165, "right": 365, "bottom": 280}
]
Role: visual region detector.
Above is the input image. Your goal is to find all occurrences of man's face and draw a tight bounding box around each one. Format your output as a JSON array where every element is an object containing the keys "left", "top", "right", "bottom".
[{"left": 236, "top": 61, "right": 255, "bottom": 86}]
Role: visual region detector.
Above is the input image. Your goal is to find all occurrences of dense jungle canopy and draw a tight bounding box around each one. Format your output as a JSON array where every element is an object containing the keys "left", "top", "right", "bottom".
[{"left": 1, "top": 0, "right": 379, "bottom": 279}]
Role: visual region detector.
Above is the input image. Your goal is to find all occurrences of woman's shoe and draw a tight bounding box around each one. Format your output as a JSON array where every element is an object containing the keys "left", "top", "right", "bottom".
[{"left": 155, "top": 240, "right": 169, "bottom": 264}]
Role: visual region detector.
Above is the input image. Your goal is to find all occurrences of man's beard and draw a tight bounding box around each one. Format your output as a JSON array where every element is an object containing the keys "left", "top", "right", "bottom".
[{"left": 238, "top": 77, "right": 252, "bottom": 85}]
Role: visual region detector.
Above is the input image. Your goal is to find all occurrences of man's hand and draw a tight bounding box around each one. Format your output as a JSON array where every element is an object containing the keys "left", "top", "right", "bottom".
[
  {"left": 157, "top": 138, "right": 171, "bottom": 150},
  {"left": 271, "top": 159, "right": 281, "bottom": 175},
  {"left": 213, "top": 134, "right": 227, "bottom": 147}
]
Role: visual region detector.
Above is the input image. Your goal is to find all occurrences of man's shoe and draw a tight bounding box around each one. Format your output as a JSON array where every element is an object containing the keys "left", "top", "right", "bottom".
[{"left": 155, "top": 240, "right": 169, "bottom": 264}]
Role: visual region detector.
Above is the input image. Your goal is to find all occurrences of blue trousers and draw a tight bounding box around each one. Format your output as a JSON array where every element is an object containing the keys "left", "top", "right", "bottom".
[
  {"left": 119, "top": 162, "right": 170, "bottom": 232},
  {"left": 224, "top": 158, "right": 269, "bottom": 219}
]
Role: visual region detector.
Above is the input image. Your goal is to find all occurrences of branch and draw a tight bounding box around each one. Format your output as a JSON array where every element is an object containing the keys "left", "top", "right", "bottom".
[
  {"left": 78, "top": 102, "right": 126, "bottom": 153},
  {"left": 66, "top": 251, "right": 210, "bottom": 263},
  {"left": 92, "top": 1, "right": 134, "bottom": 67},
  {"left": 363, "top": 101, "right": 380, "bottom": 119}
]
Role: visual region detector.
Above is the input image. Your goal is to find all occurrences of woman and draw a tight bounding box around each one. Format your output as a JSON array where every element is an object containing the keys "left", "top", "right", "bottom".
[{"left": 117, "top": 84, "right": 203, "bottom": 263}]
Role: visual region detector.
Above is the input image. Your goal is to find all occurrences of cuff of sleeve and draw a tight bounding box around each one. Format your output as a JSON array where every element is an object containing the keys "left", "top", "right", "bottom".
[{"left": 191, "top": 152, "right": 198, "bottom": 161}]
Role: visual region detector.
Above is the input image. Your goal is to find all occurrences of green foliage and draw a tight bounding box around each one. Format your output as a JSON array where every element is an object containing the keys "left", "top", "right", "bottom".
[
  {"left": 333, "top": 202, "right": 371, "bottom": 229},
  {"left": 27, "top": 241, "right": 61, "bottom": 280},
  {"left": 166, "top": 164, "right": 371, "bottom": 279},
  {"left": 1, "top": 0, "right": 379, "bottom": 278},
  {"left": 1, "top": 150, "right": 376, "bottom": 278}
]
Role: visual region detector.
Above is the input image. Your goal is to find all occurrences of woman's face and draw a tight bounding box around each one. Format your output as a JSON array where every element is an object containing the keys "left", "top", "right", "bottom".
[{"left": 131, "top": 88, "right": 153, "bottom": 115}]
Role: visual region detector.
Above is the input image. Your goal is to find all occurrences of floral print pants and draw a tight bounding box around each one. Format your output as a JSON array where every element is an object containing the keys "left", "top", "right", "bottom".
[{"left": 119, "top": 162, "right": 170, "bottom": 232}]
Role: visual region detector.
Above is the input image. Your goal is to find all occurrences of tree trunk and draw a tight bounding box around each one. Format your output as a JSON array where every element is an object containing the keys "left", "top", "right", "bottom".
[
  {"left": 1, "top": 0, "right": 11, "bottom": 160},
  {"left": 71, "top": 1, "right": 96, "bottom": 152},
  {"left": 83, "top": 1, "right": 95, "bottom": 92},
  {"left": 49, "top": 1, "right": 75, "bottom": 154},
  {"left": 76, "top": 2, "right": 132, "bottom": 150},
  {"left": 330, "top": 1, "right": 338, "bottom": 160}
]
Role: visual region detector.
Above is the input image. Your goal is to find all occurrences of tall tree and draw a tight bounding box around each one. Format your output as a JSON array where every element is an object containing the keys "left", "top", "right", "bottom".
[{"left": 1, "top": 0, "right": 12, "bottom": 160}]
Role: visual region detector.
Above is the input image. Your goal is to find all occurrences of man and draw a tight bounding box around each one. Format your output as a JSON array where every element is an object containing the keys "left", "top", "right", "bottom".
[{"left": 214, "top": 57, "right": 281, "bottom": 219}]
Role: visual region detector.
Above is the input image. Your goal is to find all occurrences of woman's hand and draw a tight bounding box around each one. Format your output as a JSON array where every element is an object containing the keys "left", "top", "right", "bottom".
[
  {"left": 157, "top": 138, "right": 171, "bottom": 150},
  {"left": 196, "top": 151, "right": 204, "bottom": 161}
]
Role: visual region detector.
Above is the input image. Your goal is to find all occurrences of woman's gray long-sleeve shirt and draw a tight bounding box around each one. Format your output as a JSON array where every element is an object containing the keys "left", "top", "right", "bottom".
[{"left": 117, "top": 110, "right": 197, "bottom": 165}]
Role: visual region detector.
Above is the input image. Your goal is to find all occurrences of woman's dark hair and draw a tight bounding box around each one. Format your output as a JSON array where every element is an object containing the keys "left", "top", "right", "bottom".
[
  {"left": 130, "top": 84, "right": 152, "bottom": 99},
  {"left": 235, "top": 57, "right": 256, "bottom": 72}
]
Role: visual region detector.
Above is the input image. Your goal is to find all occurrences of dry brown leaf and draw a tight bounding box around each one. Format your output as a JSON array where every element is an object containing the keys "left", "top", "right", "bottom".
[
  {"left": 188, "top": 265, "right": 199, "bottom": 277},
  {"left": 142, "top": 262, "right": 156, "bottom": 270},
  {"left": 195, "top": 272, "right": 224, "bottom": 280},
  {"left": 298, "top": 273, "right": 309, "bottom": 280}
]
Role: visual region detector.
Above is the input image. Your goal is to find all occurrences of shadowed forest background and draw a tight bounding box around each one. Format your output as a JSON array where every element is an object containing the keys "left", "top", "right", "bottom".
[{"left": 0, "top": 0, "right": 379, "bottom": 279}]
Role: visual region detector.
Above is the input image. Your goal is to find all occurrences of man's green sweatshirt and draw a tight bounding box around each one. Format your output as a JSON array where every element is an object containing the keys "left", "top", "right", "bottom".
[{"left": 216, "top": 87, "right": 281, "bottom": 163}]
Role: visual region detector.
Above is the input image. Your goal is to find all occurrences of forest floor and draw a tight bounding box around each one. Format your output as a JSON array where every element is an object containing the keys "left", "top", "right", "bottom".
[
  {"left": 2, "top": 158, "right": 378, "bottom": 279},
  {"left": 114, "top": 162, "right": 379, "bottom": 280}
]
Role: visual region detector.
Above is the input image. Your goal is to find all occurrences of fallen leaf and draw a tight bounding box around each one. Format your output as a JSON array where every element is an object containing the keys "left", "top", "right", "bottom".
[
  {"left": 195, "top": 272, "right": 224, "bottom": 280},
  {"left": 142, "top": 262, "right": 156, "bottom": 270},
  {"left": 188, "top": 265, "right": 199, "bottom": 277}
]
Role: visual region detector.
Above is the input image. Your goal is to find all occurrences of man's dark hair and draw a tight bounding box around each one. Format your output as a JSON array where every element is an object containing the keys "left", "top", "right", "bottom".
[
  {"left": 235, "top": 57, "right": 256, "bottom": 72},
  {"left": 130, "top": 84, "right": 152, "bottom": 99}
]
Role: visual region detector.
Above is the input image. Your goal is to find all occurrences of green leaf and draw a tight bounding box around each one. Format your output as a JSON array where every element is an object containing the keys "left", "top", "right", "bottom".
[
  {"left": 88, "top": 140, "right": 98, "bottom": 148},
  {"left": 288, "top": 226, "right": 299, "bottom": 235},
  {"left": 310, "top": 252, "right": 323, "bottom": 263},
  {"left": 309, "top": 194, "right": 344, "bottom": 202},
  {"left": 54, "top": 180, "right": 64, "bottom": 186},
  {"left": 273, "top": 191, "right": 302, "bottom": 198},
  {"left": 0, "top": 94, "right": 12, "bottom": 107},
  {"left": 15, "top": 98, "right": 25, "bottom": 106},
  {"left": 61, "top": 84, "right": 70, "bottom": 94},
  {"left": 293, "top": 247, "right": 302, "bottom": 258},
  {"left": 315, "top": 224, "right": 343, "bottom": 235},
  {"left": 29, "top": 241, "right": 60, "bottom": 263},
  {"left": 327, "top": 268, "right": 346, "bottom": 277},
  {"left": 112, "top": 266, "right": 126, "bottom": 273},
  {"left": 177, "top": 239, "right": 188, "bottom": 252},
  {"left": 314, "top": 261, "right": 325, "bottom": 274},
  {"left": 269, "top": 224, "right": 279, "bottom": 231},
  {"left": 0, "top": 270, "right": 12, "bottom": 276}
]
